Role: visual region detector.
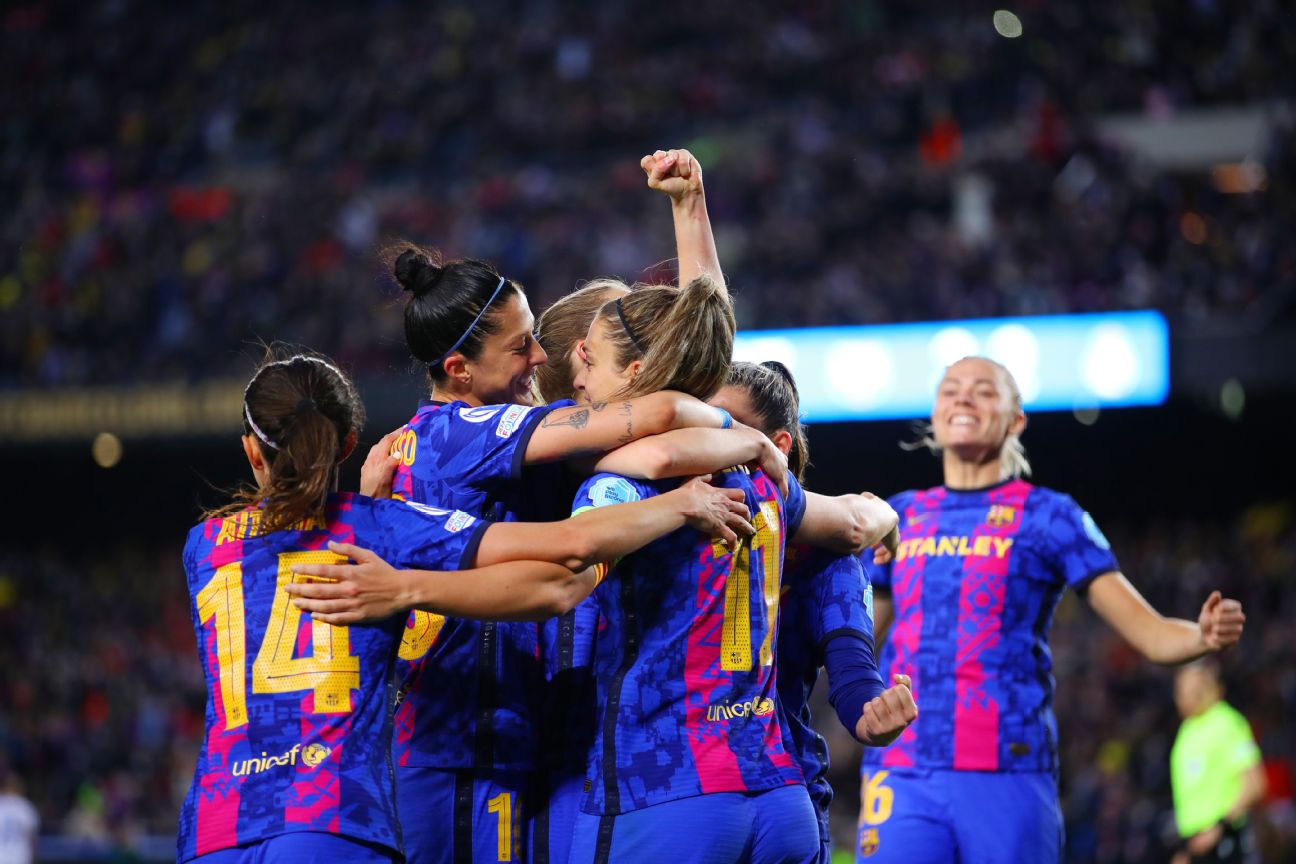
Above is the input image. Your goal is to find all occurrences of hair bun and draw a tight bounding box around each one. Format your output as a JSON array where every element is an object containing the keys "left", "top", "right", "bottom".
[{"left": 393, "top": 248, "right": 442, "bottom": 297}]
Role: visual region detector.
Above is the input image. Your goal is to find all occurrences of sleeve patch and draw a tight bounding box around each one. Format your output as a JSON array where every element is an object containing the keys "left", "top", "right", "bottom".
[
  {"left": 1082, "top": 511, "right": 1111, "bottom": 550},
  {"left": 863, "top": 582, "right": 875, "bottom": 622},
  {"left": 495, "top": 404, "right": 532, "bottom": 439},
  {"left": 445, "top": 510, "right": 476, "bottom": 533},
  {"left": 589, "top": 476, "right": 641, "bottom": 507}
]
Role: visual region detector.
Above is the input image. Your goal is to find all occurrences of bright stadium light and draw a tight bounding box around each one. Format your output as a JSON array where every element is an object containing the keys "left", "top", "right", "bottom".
[
  {"left": 1081, "top": 323, "right": 1141, "bottom": 400},
  {"left": 993, "top": 10, "right": 1024, "bottom": 38},
  {"left": 732, "top": 311, "right": 1169, "bottom": 422}
]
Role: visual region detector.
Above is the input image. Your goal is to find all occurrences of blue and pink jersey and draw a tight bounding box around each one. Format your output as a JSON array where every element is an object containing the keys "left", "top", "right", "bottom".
[
  {"left": 572, "top": 469, "right": 808, "bottom": 815},
  {"left": 388, "top": 399, "right": 574, "bottom": 771},
  {"left": 864, "top": 479, "right": 1119, "bottom": 774},
  {"left": 177, "top": 493, "right": 486, "bottom": 861},
  {"left": 777, "top": 544, "right": 879, "bottom": 820}
]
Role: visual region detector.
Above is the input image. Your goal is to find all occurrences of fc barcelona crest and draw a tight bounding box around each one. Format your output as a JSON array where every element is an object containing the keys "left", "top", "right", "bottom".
[
  {"left": 859, "top": 827, "right": 880, "bottom": 857},
  {"left": 985, "top": 505, "right": 1016, "bottom": 527}
]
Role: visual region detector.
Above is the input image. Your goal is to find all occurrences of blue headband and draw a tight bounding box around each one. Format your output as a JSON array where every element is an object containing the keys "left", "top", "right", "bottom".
[{"left": 430, "top": 276, "right": 508, "bottom": 367}]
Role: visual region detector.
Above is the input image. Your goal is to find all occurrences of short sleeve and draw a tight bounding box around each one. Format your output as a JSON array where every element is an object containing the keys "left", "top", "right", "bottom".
[
  {"left": 404, "top": 401, "right": 576, "bottom": 494},
  {"left": 811, "top": 552, "right": 876, "bottom": 648},
  {"left": 784, "top": 475, "right": 807, "bottom": 537},
  {"left": 572, "top": 473, "right": 655, "bottom": 514},
  {"left": 1224, "top": 709, "right": 1262, "bottom": 773},
  {"left": 1046, "top": 494, "right": 1120, "bottom": 592},
  {"left": 379, "top": 499, "right": 490, "bottom": 571}
]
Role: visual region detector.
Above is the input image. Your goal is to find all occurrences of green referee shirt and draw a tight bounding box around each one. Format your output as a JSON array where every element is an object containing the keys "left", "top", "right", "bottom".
[{"left": 1170, "top": 700, "right": 1261, "bottom": 837}]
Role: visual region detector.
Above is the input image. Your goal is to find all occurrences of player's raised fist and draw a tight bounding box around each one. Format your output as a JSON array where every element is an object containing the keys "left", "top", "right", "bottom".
[
  {"left": 641, "top": 148, "right": 704, "bottom": 201},
  {"left": 857, "top": 673, "right": 918, "bottom": 747},
  {"left": 1199, "top": 590, "right": 1245, "bottom": 651}
]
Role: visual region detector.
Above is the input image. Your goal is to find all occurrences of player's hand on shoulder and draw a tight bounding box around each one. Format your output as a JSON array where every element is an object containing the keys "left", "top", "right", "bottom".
[
  {"left": 359, "top": 428, "right": 404, "bottom": 499},
  {"left": 1199, "top": 589, "right": 1245, "bottom": 651},
  {"left": 640, "top": 148, "right": 704, "bottom": 202},
  {"left": 674, "top": 474, "right": 754, "bottom": 548},
  {"left": 285, "top": 541, "right": 410, "bottom": 625},
  {"left": 858, "top": 673, "right": 918, "bottom": 748}
]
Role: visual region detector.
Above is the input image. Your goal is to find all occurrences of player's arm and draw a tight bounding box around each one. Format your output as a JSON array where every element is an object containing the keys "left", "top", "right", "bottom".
[
  {"left": 288, "top": 546, "right": 598, "bottom": 623},
  {"left": 794, "top": 491, "right": 898, "bottom": 555},
  {"left": 1182, "top": 762, "right": 1267, "bottom": 859},
  {"left": 1086, "top": 574, "right": 1245, "bottom": 664},
  {"left": 641, "top": 148, "right": 726, "bottom": 295},
  {"left": 473, "top": 475, "right": 753, "bottom": 567},
  {"left": 523, "top": 393, "right": 732, "bottom": 463},
  {"left": 592, "top": 425, "right": 789, "bottom": 495},
  {"left": 286, "top": 478, "right": 754, "bottom": 623}
]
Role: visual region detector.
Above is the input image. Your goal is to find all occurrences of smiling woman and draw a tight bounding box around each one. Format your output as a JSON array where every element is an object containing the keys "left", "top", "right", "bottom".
[
  {"left": 857, "top": 355, "right": 1246, "bottom": 864},
  {"left": 390, "top": 244, "right": 547, "bottom": 407}
]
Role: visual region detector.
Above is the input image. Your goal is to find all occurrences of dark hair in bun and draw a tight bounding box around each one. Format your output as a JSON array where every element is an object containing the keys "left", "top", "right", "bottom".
[{"left": 382, "top": 241, "right": 524, "bottom": 384}]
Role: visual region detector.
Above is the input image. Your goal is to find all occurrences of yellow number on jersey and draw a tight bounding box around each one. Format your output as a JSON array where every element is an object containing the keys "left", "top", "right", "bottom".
[
  {"left": 487, "top": 792, "right": 513, "bottom": 861},
  {"left": 196, "top": 551, "right": 362, "bottom": 723},
  {"left": 196, "top": 562, "right": 249, "bottom": 729},
  {"left": 253, "top": 551, "right": 361, "bottom": 713},
  {"left": 399, "top": 610, "right": 447, "bottom": 661},
  {"left": 719, "top": 500, "right": 783, "bottom": 671},
  {"left": 861, "top": 770, "right": 894, "bottom": 826}
]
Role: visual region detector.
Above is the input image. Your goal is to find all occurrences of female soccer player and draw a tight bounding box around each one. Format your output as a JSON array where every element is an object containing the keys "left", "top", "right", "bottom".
[
  {"left": 348, "top": 230, "right": 789, "bottom": 864},
  {"left": 856, "top": 356, "right": 1247, "bottom": 864},
  {"left": 179, "top": 350, "right": 753, "bottom": 864},
  {"left": 710, "top": 361, "right": 918, "bottom": 864},
  {"left": 563, "top": 276, "right": 870, "bottom": 863}
]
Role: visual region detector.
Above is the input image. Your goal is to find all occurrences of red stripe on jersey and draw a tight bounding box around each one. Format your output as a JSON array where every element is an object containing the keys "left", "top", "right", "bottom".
[{"left": 683, "top": 545, "right": 745, "bottom": 792}]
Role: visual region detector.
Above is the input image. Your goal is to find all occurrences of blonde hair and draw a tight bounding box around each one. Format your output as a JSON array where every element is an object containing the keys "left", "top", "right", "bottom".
[
  {"left": 534, "top": 279, "right": 630, "bottom": 404},
  {"left": 904, "top": 355, "right": 1032, "bottom": 479},
  {"left": 595, "top": 274, "right": 735, "bottom": 401}
]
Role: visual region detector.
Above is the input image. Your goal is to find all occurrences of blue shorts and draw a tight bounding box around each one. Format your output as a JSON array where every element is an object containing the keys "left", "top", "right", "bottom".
[
  {"left": 527, "top": 770, "right": 584, "bottom": 864},
  {"left": 855, "top": 768, "right": 1061, "bottom": 864},
  {"left": 570, "top": 785, "right": 820, "bottom": 864},
  {"left": 398, "top": 765, "right": 528, "bottom": 864},
  {"left": 192, "top": 832, "right": 398, "bottom": 864}
]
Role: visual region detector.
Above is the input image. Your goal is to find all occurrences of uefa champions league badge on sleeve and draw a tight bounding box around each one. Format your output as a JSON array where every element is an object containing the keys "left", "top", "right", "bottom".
[
  {"left": 864, "top": 583, "right": 874, "bottom": 620},
  {"left": 1082, "top": 511, "right": 1111, "bottom": 549},
  {"left": 495, "top": 404, "right": 531, "bottom": 438},
  {"left": 590, "top": 477, "right": 641, "bottom": 507}
]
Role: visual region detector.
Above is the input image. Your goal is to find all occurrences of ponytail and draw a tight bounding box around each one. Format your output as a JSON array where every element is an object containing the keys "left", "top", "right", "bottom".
[
  {"left": 207, "top": 348, "right": 365, "bottom": 533},
  {"left": 596, "top": 274, "right": 735, "bottom": 401}
]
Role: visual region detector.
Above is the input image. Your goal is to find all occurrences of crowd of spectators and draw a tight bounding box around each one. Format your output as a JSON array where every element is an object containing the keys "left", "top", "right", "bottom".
[
  {"left": 2, "top": 501, "right": 1293, "bottom": 862},
  {"left": 2, "top": 0, "right": 1295, "bottom": 388}
]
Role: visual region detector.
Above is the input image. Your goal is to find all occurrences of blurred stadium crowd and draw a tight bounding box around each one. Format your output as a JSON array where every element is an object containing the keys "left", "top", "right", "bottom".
[
  {"left": 3, "top": 0, "right": 1295, "bottom": 387},
  {"left": 1, "top": 505, "right": 1292, "bottom": 861}
]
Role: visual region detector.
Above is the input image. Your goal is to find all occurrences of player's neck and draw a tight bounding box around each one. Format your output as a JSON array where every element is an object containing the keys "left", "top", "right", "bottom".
[
  {"left": 431, "top": 382, "right": 484, "bottom": 407},
  {"left": 942, "top": 452, "right": 1006, "bottom": 490}
]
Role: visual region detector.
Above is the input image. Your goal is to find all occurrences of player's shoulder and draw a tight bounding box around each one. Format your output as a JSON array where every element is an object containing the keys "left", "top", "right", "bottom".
[{"left": 1019, "top": 483, "right": 1082, "bottom": 517}]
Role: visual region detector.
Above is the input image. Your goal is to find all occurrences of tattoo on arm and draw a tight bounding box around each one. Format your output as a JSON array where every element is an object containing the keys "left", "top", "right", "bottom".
[
  {"left": 617, "top": 401, "right": 633, "bottom": 444},
  {"left": 541, "top": 408, "right": 590, "bottom": 429}
]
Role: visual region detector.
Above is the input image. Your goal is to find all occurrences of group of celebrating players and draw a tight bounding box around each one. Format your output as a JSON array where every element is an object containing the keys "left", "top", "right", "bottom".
[{"left": 179, "top": 150, "right": 1246, "bottom": 864}]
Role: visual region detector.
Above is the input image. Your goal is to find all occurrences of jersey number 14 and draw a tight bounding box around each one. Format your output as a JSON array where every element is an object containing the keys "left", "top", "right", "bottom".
[{"left": 196, "top": 551, "right": 361, "bottom": 729}]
